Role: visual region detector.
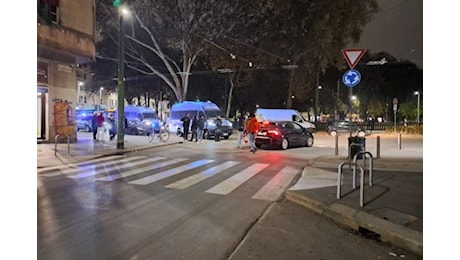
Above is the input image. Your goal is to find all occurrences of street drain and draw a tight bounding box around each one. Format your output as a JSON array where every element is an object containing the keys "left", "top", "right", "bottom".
[{"left": 358, "top": 226, "right": 381, "bottom": 241}]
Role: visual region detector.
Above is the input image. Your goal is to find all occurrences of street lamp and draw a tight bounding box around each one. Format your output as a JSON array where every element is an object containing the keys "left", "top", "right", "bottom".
[
  {"left": 414, "top": 91, "right": 420, "bottom": 124},
  {"left": 315, "top": 85, "right": 322, "bottom": 122},
  {"left": 116, "top": 2, "right": 128, "bottom": 149},
  {"left": 99, "top": 87, "right": 104, "bottom": 105}
]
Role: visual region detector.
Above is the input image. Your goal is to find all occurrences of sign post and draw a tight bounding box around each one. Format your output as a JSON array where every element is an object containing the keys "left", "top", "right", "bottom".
[
  {"left": 393, "top": 97, "right": 398, "bottom": 132},
  {"left": 342, "top": 48, "right": 366, "bottom": 136}
]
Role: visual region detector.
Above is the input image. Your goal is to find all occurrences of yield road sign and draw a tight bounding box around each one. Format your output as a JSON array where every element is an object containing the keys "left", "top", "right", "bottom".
[
  {"left": 342, "top": 69, "right": 361, "bottom": 87},
  {"left": 342, "top": 48, "right": 366, "bottom": 69}
]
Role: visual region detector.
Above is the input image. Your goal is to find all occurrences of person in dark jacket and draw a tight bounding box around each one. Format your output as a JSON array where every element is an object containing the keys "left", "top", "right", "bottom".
[
  {"left": 189, "top": 115, "right": 198, "bottom": 142},
  {"left": 180, "top": 113, "right": 191, "bottom": 140},
  {"left": 214, "top": 115, "right": 223, "bottom": 142},
  {"left": 196, "top": 115, "right": 205, "bottom": 143},
  {"left": 236, "top": 112, "right": 247, "bottom": 148},
  {"left": 107, "top": 114, "right": 117, "bottom": 141},
  {"left": 91, "top": 112, "right": 98, "bottom": 140}
]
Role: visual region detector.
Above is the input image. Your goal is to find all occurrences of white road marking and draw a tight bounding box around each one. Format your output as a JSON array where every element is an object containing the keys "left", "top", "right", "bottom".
[
  {"left": 165, "top": 161, "right": 241, "bottom": 189},
  {"left": 38, "top": 155, "right": 127, "bottom": 177},
  {"left": 97, "top": 158, "right": 190, "bottom": 181},
  {"left": 128, "top": 159, "right": 214, "bottom": 185},
  {"left": 252, "top": 165, "right": 300, "bottom": 201},
  {"left": 288, "top": 167, "right": 337, "bottom": 190},
  {"left": 205, "top": 163, "right": 269, "bottom": 195}
]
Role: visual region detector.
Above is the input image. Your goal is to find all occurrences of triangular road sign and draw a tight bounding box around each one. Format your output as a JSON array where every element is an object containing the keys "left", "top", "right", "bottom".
[{"left": 342, "top": 49, "right": 366, "bottom": 69}]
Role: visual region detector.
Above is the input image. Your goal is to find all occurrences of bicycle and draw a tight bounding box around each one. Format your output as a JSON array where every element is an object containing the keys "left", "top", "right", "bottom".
[{"left": 147, "top": 125, "right": 170, "bottom": 143}]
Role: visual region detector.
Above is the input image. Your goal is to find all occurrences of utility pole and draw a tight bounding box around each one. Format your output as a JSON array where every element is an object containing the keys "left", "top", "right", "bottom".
[{"left": 115, "top": 0, "right": 125, "bottom": 149}]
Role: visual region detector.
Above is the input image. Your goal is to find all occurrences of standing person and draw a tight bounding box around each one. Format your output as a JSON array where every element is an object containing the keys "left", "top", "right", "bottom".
[
  {"left": 246, "top": 112, "right": 260, "bottom": 153},
  {"left": 214, "top": 115, "right": 222, "bottom": 142},
  {"left": 180, "top": 113, "right": 191, "bottom": 140},
  {"left": 197, "top": 115, "right": 205, "bottom": 143},
  {"left": 236, "top": 112, "right": 247, "bottom": 149},
  {"left": 107, "top": 114, "right": 116, "bottom": 141},
  {"left": 96, "top": 112, "right": 105, "bottom": 141},
  {"left": 189, "top": 115, "right": 198, "bottom": 142},
  {"left": 91, "top": 112, "right": 98, "bottom": 140}
]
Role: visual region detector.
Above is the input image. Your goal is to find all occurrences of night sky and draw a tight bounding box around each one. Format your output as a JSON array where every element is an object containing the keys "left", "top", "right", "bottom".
[{"left": 350, "top": 0, "right": 423, "bottom": 69}]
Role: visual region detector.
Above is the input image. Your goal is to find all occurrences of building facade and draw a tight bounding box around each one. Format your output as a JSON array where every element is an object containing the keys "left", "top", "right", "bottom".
[{"left": 37, "top": 0, "right": 96, "bottom": 142}]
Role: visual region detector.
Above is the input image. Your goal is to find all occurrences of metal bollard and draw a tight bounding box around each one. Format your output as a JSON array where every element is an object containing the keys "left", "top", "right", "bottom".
[
  {"left": 376, "top": 136, "right": 380, "bottom": 159},
  {"left": 398, "top": 133, "right": 402, "bottom": 150},
  {"left": 335, "top": 135, "right": 339, "bottom": 156}
]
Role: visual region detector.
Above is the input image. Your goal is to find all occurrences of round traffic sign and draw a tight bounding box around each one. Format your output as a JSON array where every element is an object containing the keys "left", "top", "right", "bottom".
[{"left": 342, "top": 69, "right": 361, "bottom": 87}]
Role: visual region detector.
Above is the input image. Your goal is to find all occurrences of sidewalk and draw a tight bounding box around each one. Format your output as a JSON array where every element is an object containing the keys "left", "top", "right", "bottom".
[
  {"left": 37, "top": 132, "right": 184, "bottom": 168},
  {"left": 37, "top": 131, "right": 423, "bottom": 256}
]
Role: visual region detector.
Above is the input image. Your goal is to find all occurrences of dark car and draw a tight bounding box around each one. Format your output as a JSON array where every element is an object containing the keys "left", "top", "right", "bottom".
[
  {"left": 125, "top": 118, "right": 163, "bottom": 135},
  {"left": 255, "top": 121, "right": 314, "bottom": 150},
  {"left": 327, "top": 120, "right": 366, "bottom": 137}
]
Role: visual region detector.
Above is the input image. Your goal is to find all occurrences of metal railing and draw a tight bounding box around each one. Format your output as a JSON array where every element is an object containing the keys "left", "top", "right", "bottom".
[
  {"left": 337, "top": 151, "right": 374, "bottom": 208},
  {"left": 54, "top": 135, "right": 70, "bottom": 155}
]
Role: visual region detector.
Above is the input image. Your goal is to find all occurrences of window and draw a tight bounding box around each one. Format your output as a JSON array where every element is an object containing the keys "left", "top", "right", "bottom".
[{"left": 38, "top": 0, "right": 59, "bottom": 24}]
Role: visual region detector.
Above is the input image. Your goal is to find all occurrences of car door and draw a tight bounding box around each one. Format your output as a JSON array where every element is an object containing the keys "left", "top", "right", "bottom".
[
  {"left": 290, "top": 122, "right": 305, "bottom": 145},
  {"left": 282, "top": 122, "right": 299, "bottom": 145}
]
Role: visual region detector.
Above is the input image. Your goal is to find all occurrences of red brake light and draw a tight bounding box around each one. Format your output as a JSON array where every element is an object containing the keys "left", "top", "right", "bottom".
[{"left": 267, "top": 129, "right": 281, "bottom": 136}]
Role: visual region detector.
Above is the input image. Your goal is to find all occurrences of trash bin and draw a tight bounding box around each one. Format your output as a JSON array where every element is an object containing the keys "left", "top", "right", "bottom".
[{"left": 348, "top": 136, "right": 366, "bottom": 159}]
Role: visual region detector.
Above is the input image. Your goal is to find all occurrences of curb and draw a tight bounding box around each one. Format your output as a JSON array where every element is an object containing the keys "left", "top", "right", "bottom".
[{"left": 285, "top": 191, "right": 423, "bottom": 256}]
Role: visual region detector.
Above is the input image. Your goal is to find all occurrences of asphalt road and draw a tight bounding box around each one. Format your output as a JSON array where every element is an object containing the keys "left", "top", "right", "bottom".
[{"left": 37, "top": 131, "right": 422, "bottom": 259}]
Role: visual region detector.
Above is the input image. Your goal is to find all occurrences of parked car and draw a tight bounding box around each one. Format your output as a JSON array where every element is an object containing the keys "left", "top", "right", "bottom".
[
  {"left": 125, "top": 118, "right": 163, "bottom": 136},
  {"left": 255, "top": 121, "right": 314, "bottom": 150},
  {"left": 327, "top": 120, "right": 366, "bottom": 137}
]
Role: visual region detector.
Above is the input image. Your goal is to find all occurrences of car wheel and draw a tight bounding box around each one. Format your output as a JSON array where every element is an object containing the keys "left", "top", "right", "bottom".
[
  {"left": 330, "top": 130, "right": 337, "bottom": 136},
  {"left": 131, "top": 128, "right": 139, "bottom": 135},
  {"left": 281, "top": 138, "right": 289, "bottom": 150},
  {"left": 305, "top": 136, "right": 314, "bottom": 147}
]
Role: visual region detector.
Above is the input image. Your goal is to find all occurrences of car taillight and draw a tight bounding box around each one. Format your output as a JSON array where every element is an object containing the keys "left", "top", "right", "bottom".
[{"left": 267, "top": 129, "right": 281, "bottom": 136}]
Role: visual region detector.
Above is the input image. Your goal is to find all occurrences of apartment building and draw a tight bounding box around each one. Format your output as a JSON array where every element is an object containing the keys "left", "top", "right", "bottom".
[{"left": 37, "top": 0, "right": 96, "bottom": 142}]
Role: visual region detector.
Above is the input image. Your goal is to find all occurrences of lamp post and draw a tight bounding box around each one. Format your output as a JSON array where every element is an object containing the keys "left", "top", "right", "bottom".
[
  {"left": 116, "top": 3, "right": 127, "bottom": 149},
  {"left": 414, "top": 91, "right": 420, "bottom": 124},
  {"left": 315, "top": 85, "right": 322, "bottom": 122}
]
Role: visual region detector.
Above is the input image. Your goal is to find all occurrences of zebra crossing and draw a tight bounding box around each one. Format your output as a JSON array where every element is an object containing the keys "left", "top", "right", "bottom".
[{"left": 38, "top": 155, "right": 302, "bottom": 201}]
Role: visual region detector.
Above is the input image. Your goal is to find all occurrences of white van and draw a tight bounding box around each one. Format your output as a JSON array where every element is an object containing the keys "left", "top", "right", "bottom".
[
  {"left": 255, "top": 108, "right": 316, "bottom": 132},
  {"left": 167, "top": 101, "right": 233, "bottom": 139}
]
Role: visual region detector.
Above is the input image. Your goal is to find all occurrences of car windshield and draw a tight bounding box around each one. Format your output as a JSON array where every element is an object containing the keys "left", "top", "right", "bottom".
[{"left": 205, "top": 109, "right": 221, "bottom": 118}]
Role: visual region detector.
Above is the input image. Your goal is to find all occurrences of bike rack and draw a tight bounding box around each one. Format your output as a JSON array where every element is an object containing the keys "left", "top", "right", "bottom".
[
  {"left": 54, "top": 135, "right": 70, "bottom": 156},
  {"left": 337, "top": 162, "right": 366, "bottom": 207},
  {"left": 352, "top": 151, "right": 374, "bottom": 187}
]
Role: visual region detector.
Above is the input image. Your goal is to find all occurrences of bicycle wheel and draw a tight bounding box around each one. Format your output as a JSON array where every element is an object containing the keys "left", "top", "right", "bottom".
[
  {"left": 159, "top": 129, "right": 170, "bottom": 142},
  {"left": 147, "top": 132, "right": 154, "bottom": 143}
]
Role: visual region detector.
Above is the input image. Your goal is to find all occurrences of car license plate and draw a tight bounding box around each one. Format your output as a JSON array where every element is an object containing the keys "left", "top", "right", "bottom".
[
  {"left": 223, "top": 133, "right": 228, "bottom": 136},
  {"left": 258, "top": 132, "right": 267, "bottom": 136}
]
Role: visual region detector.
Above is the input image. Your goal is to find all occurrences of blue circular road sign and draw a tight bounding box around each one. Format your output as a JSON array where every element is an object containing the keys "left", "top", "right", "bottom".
[{"left": 342, "top": 69, "right": 361, "bottom": 87}]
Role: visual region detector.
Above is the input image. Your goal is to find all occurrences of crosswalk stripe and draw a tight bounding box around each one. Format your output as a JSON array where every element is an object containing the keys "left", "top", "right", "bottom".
[
  {"left": 68, "top": 157, "right": 165, "bottom": 179},
  {"left": 97, "top": 158, "right": 190, "bottom": 182},
  {"left": 205, "top": 163, "right": 270, "bottom": 195},
  {"left": 38, "top": 155, "right": 131, "bottom": 177},
  {"left": 129, "top": 159, "right": 214, "bottom": 185},
  {"left": 165, "top": 161, "right": 241, "bottom": 189},
  {"left": 251, "top": 165, "right": 300, "bottom": 201}
]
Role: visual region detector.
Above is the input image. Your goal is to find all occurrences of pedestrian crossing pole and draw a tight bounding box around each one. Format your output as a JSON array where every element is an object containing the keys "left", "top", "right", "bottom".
[{"left": 115, "top": 0, "right": 125, "bottom": 149}]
